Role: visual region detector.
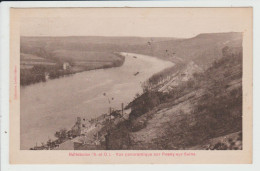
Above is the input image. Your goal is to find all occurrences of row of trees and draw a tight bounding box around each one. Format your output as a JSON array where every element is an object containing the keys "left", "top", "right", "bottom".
[{"left": 20, "top": 64, "right": 74, "bottom": 86}]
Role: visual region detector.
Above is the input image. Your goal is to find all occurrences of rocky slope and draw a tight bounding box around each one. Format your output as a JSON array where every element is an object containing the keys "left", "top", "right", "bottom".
[{"left": 106, "top": 45, "right": 243, "bottom": 150}]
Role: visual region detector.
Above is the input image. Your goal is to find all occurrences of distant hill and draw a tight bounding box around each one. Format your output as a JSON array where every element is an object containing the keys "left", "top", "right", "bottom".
[
  {"left": 21, "top": 32, "right": 242, "bottom": 69},
  {"left": 20, "top": 36, "right": 176, "bottom": 59},
  {"left": 128, "top": 32, "right": 242, "bottom": 68},
  {"left": 20, "top": 36, "right": 177, "bottom": 70}
]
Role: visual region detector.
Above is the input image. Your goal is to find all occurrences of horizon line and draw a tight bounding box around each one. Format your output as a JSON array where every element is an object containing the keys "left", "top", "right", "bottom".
[{"left": 20, "top": 31, "right": 242, "bottom": 39}]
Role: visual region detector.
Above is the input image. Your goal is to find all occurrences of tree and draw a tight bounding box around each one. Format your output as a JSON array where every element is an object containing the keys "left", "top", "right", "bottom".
[
  {"left": 60, "top": 129, "right": 67, "bottom": 139},
  {"left": 54, "top": 131, "right": 61, "bottom": 139},
  {"left": 47, "top": 139, "right": 52, "bottom": 147},
  {"left": 54, "top": 129, "right": 68, "bottom": 141}
]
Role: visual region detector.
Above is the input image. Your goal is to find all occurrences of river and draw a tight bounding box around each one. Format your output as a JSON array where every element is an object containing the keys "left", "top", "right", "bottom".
[{"left": 20, "top": 52, "right": 174, "bottom": 150}]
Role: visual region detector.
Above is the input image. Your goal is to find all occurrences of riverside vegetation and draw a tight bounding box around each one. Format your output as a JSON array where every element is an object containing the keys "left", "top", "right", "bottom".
[{"left": 20, "top": 53, "right": 125, "bottom": 86}]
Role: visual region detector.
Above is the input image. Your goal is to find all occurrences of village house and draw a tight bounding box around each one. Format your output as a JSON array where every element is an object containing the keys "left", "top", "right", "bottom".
[
  {"left": 59, "top": 107, "right": 129, "bottom": 150},
  {"left": 63, "top": 62, "right": 70, "bottom": 70},
  {"left": 44, "top": 72, "right": 50, "bottom": 80}
]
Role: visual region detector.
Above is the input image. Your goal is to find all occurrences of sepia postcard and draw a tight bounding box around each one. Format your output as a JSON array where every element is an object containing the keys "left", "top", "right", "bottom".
[{"left": 9, "top": 7, "right": 253, "bottom": 164}]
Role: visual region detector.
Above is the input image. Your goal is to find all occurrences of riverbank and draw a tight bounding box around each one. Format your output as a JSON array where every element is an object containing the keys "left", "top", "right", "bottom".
[
  {"left": 21, "top": 53, "right": 125, "bottom": 86},
  {"left": 30, "top": 108, "right": 131, "bottom": 150}
]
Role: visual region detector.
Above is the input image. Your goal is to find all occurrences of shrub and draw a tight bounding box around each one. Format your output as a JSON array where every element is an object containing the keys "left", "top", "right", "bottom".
[{"left": 129, "top": 91, "right": 163, "bottom": 120}]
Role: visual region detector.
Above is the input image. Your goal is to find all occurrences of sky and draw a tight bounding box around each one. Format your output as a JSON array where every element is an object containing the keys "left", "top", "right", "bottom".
[{"left": 18, "top": 8, "right": 252, "bottom": 38}]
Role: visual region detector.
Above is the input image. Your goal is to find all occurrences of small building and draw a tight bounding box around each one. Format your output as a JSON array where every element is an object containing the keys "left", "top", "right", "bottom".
[
  {"left": 44, "top": 72, "right": 50, "bottom": 80},
  {"left": 63, "top": 62, "right": 70, "bottom": 70},
  {"left": 110, "top": 110, "right": 121, "bottom": 118}
]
